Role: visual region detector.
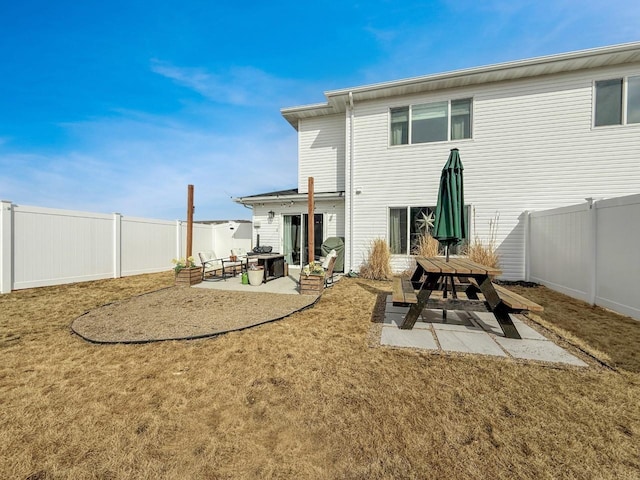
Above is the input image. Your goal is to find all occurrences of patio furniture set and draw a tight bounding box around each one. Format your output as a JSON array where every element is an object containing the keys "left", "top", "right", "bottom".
[
  {"left": 197, "top": 247, "right": 338, "bottom": 292},
  {"left": 198, "top": 248, "right": 286, "bottom": 284}
]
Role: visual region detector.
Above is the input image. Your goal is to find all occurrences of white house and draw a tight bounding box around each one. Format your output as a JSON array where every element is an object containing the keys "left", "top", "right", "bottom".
[{"left": 235, "top": 42, "right": 640, "bottom": 279}]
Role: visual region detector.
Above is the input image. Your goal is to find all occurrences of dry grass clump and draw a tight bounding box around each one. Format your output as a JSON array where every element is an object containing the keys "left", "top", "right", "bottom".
[
  {"left": 1, "top": 273, "right": 640, "bottom": 479},
  {"left": 401, "top": 233, "right": 442, "bottom": 276},
  {"left": 464, "top": 212, "right": 500, "bottom": 268},
  {"left": 412, "top": 232, "right": 441, "bottom": 257},
  {"left": 359, "top": 237, "right": 392, "bottom": 280}
]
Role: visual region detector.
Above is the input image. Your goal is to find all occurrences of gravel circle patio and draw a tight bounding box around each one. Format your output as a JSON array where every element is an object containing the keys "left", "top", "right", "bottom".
[{"left": 71, "top": 286, "right": 318, "bottom": 343}]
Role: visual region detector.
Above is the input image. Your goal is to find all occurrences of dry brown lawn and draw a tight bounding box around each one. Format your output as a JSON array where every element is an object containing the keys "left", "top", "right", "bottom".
[{"left": 1, "top": 272, "right": 639, "bottom": 479}]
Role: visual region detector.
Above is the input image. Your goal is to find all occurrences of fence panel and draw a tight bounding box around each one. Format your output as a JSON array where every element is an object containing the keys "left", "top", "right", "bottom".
[
  {"left": 187, "top": 223, "right": 216, "bottom": 262},
  {"left": 121, "top": 216, "right": 179, "bottom": 276},
  {"left": 595, "top": 195, "right": 640, "bottom": 319},
  {"left": 0, "top": 202, "right": 252, "bottom": 293},
  {"left": 528, "top": 203, "right": 591, "bottom": 302},
  {"left": 13, "top": 206, "right": 114, "bottom": 289},
  {"left": 528, "top": 194, "right": 640, "bottom": 320}
]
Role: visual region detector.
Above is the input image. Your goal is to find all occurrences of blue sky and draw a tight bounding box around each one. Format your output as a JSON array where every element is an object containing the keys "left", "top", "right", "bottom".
[{"left": 1, "top": 1, "right": 638, "bottom": 220}]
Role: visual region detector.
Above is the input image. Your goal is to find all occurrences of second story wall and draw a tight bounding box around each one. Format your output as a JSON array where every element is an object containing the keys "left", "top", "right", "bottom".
[
  {"left": 298, "top": 114, "right": 345, "bottom": 194},
  {"left": 348, "top": 63, "right": 640, "bottom": 278}
]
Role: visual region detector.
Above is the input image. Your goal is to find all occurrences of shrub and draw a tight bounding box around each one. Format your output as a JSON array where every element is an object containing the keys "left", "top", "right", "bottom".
[
  {"left": 359, "top": 238, "right": 392, "bottom": 280},
  {"left": 412, "top": 232, "right": 440, "bottom": 257},
  {"left": 463, "top": 212, "right": 500, "bottom": 269},
  {"left": 399, "top": 232, "right": 441, "bottom": 276}
]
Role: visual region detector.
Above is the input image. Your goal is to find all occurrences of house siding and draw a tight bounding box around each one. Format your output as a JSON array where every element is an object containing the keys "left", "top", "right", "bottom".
[
  {"left": 251, "top": 200, "right": 345, "bottom": 266},
  {"left": 298, "top": 114, "right": 346, "bottom": 194},
  {"left": 347, "top": 65, "right": 640, "bottom": 279}
]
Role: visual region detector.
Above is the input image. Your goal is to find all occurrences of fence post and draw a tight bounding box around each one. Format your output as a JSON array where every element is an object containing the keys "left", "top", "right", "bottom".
[
  {"left": 0, "top": 200, "right": 13, "bottom": 294},
  {"left": 176, "top": 220, "right": 183, "bottom": 261},
  {"left": 113, "top": 213, "right": 122, "bottom": 278},
  {"left": 524, "top": 210, "right": 531, "bottom": 282},
  {"left": 586, "top": 198, "right": 597, "bottom": 305}
]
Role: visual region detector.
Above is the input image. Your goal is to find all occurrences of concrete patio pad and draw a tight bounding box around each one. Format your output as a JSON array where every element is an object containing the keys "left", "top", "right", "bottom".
[
  {"left": 436, "top": 329, "right": 508, "bottom": 357},
  {"left": 381, "top": 327, "right": 439, "bottom": 350},
  {"left": 380, "top": 295, "right": 588, "bottom": 367},
  {"left": 494, "top": 337, "right": 588, "bottom": 366},
  {"left": 193, "top": 267, "right": 315, "bottom": 295}
]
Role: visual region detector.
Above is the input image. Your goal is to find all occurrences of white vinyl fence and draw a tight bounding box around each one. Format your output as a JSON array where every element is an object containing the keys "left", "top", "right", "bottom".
[
  {"left": 526, "top": 194, "right": 640, "bottom": 321},
  {"left": 0, "top": 201, "right": 251, "bottom": 293}
]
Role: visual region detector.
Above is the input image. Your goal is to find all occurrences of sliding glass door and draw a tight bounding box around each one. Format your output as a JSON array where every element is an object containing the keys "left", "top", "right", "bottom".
[
  {"left": 283, "top": 215, "right": 301, "bottom": 266},
  {"left": 283, "top": 214, "right": 323, "bottom": 267}
]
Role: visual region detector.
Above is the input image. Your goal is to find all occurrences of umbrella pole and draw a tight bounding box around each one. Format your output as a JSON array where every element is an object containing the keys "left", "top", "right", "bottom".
[{"left": 442, "top": 244, "right": 453, "bottom": 321}]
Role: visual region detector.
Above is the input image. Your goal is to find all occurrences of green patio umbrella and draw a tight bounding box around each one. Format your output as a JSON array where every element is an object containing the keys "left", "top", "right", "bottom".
[{"left": 433, "top": 148, "right": 467, "bottom": 261}]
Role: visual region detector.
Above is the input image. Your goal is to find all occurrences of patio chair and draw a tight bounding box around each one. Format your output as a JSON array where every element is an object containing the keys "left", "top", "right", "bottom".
[
  {"left": 322, "top": 250, "right": 338, "bottom": 287},
  {"left": 231, "top": 247, "right": 258, "bottom": 271},
  {"left": 222, "top": 254, "right": 244, "bottom": 277},
  {"left": 198, "top": 251, "right": 226, "bottom": 281}
]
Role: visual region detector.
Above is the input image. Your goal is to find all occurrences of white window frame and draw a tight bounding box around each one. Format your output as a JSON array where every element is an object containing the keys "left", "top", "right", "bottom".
[
  {"left": 387, "top": 205, "right": 471, "bottom": 256},
  {"left": 389, "top": 97, "right": 473, "bottom": 146},
  {"left": 593, "top": 75, "right": 640, "bottom": 127}
]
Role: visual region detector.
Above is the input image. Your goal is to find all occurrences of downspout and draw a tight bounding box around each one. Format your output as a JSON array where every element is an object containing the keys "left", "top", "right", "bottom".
[{"left": 348, "top": 91, "right": 354, "bottom": 273}]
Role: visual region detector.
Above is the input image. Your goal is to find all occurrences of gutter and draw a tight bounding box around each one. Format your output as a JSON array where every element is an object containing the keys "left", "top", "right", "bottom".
[
  {"left": 233, "top": 191, "right": 345, "bottom": 205},
  {"left": 348, "top": 91, "right": 354, "bottom": 273}
]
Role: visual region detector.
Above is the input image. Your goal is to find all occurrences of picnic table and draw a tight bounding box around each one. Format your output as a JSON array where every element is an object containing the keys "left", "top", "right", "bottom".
[{"left": 392, "top": 257, "right": 543, "bottom": 339}]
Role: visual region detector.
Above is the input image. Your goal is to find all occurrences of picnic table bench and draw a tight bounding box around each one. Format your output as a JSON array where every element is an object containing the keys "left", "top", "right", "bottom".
[
  {"left": 393, "top": 257, "right": 543, "bottom": 339},
  {"left": 392, "top": 277, "right": 418, "bottom": 305}
]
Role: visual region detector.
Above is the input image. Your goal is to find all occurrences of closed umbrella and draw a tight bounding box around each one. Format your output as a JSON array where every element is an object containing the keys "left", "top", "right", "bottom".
[{"left": 433, "top": 148, "right": 467, "bottom": 261}]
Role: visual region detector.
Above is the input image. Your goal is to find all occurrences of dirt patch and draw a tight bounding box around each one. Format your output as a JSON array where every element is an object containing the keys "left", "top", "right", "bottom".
[{"left": 71, "top": 286, "right": 317, "bottom": 343}]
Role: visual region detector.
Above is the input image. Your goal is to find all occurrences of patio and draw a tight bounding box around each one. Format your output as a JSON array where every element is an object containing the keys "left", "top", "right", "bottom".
[
  {"left": 195, "top": 266, "right": 306, "bottom": 295},
  {"left": 382, "top": 297, "right": 587, "bottom": 366}
]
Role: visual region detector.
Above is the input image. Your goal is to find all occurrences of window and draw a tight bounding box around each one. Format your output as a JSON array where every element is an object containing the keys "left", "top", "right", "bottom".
[
  {"left": 390, "top": 107, "right": 409, "bottom": 145},
  {"left": 390, "top": 98, "right": 472, "bottom": 145},
  {"left": 628, "top": 76, "right": 640, "bottom": 124},
  {"left": 595, "top": 79, "right": 622, "bottom": 126},
  {"left": 594, "top": 76, "right": 640, "bottom": 126},
  {"left": 389, "top": 206, "right": 470, "bottom": 255},
  {"left": 389, "top": 208, "right": 408, "bottom": 254},
  {"left": 412, "top": 102, "right": 448, "bottom": 143},
  {"left": 451, "top": 99, "right": 472, "bottom": 139}
]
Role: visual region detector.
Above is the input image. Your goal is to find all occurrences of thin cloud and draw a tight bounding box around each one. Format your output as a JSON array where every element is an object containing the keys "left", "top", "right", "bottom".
[
  {"left": 150, "top": 60, "right": 301, "bottom": 107},
  {"left": 358, "top": 0, "right": 640, "bottom": 82},
  {"left": 1, "top": 111, "right": 297, "bottom": 220}
]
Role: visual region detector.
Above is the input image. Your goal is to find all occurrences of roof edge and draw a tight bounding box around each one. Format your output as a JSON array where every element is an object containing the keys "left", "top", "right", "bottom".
[
  {"left": 234, "top": 190, "right": 345, "bottom": 205},
  {"left": 324, "top": 41, "right": 640, "bottom": 99},
  {"left": 281, "top": 41, "right": 640, "bottom": 127}
]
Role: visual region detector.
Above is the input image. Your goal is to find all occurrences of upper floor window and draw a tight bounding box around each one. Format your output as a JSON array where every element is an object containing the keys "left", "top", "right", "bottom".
[
  {"left": 594, "top": 76, "right": 640, "bottom": 126},
  {"left": 390, "top": 98, "right": 472, "bottom": 146}
]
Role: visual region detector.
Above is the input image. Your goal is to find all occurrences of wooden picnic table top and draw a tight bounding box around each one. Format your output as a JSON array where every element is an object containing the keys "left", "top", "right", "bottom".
[{"left": 415, "top": 256, "right": 502, "bottom": 277}]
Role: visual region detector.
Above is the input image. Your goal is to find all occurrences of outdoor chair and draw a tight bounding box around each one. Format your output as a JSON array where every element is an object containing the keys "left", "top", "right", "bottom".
[
  {"left": 231, "top": 247, "right": 258, "bottom": 271},
  {"left": 322, "top": 249, "right": 338, "bottom": 287},
  {"left": 222, "top": 254, "right": 244, "bottom": 277},
  {"left": 198, "top": 251, "right": 226, "bottom": 281}
]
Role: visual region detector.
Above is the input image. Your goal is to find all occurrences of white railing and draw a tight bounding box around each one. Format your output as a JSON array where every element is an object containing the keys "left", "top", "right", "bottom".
[
  {"left": 0, "top": 201, "right": 251, "bottom": 293},
  {"left": 526, "top": 194, "right": 640, "bottom": 321}
]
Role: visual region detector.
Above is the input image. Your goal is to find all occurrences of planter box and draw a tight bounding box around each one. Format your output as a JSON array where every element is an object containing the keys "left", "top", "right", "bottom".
[
  {"left": 175, "top": 267, "right": 202, "bottom": 286},
  {"left": 300, "top": 274, "right": 324, "bottom": 295}
]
